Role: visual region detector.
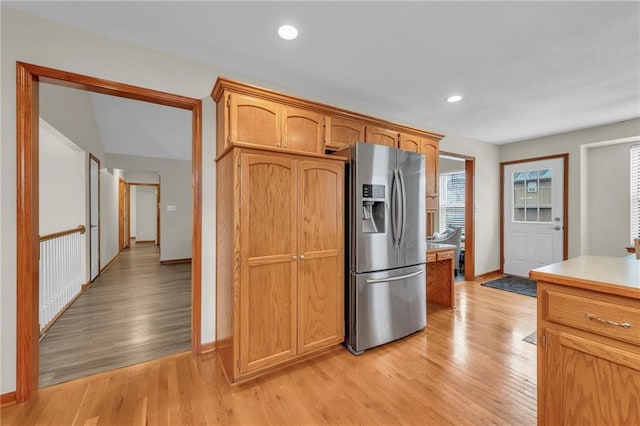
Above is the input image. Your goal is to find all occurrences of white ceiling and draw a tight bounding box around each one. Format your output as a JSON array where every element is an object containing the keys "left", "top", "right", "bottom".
[
  {"left": 7, "top": 1, "right": 640, "bottom": 149},
  {"left": 90, "top": 93, "right": 192, "bottom": 161}
]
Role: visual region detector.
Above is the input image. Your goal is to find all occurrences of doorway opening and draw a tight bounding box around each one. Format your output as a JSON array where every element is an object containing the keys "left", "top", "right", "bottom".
[
  {"left": 438, "top": 151, "right": 475, "bottom": 281},
  {"left": 16, "top": 62, "right": 202, "bottom": 402}
]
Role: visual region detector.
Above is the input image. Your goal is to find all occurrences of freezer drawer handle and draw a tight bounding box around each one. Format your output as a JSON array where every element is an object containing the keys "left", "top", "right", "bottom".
[{"left": 365, "top": 268, "right": 424, "bottom": 284}]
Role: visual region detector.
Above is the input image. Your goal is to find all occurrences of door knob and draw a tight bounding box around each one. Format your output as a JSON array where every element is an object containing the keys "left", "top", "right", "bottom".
[{"left": 552, "top": 225, "right": 561, "bottom": 230}]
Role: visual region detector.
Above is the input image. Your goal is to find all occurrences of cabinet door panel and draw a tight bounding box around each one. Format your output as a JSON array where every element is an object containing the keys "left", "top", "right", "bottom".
[
  {"left": 399, "top": 133, "right": 420, "bottom": 153},
  {"left": 421, "top": 137, "right": 439, "bottom": 199},
  {"left": 325, "top": 116, "right": 364, "bottom": 151},
  {"left": 544, "top": 328, "right": 640, "bottom": 425},
  {"left": 297, "top": 161, "right": 344, "bottom": 353},
  {"left": 282, "top": 107, "right": 324, "bottom": 153},
  {"left": 230, "top": 94, "right": 280, "bottom": 148},
  {"left": 364, "top": 125, "right": 398, "bottom": 147},
  {"left": 240, "top": 153, "right": 297, "bottom": 373}
]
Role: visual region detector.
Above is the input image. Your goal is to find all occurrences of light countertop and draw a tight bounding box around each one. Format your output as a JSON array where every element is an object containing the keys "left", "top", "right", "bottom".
[
  {"left": 426, "top": 242, "right": 456, "bottom": 252},
  {"left": 530, "top": 255, "right": 640, "bottom": 299}
]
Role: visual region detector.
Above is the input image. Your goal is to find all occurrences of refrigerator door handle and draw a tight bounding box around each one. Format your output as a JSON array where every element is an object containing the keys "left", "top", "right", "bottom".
[
  {"left": 365, "top": 268, "right": 424, "bottom": 284},
  {"left": 391, "top": 168, "right": 401, "bottom": 248},
  {"left": 398, "top": 168, "right": 407, "bottom": 247}
]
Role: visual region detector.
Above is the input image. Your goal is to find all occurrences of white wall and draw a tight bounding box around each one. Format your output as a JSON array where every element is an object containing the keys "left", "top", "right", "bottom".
[
  {"left": 135, "top": 186, "right": 157, "bottom": 242},
  {"left": 440, "top": 134, "right": 502, "bottom": 275},
  {"left": 39, "top": 118, "right": 88, "bottom": 282},
  {"left": 586, "top": 142, "right": 636, "bottom": 256},
  {"left": 109, "top": 154, "right": 192, "bottom": 261},
  {"left": 500, "top": 119, "right": 640, "bottom": 258}
]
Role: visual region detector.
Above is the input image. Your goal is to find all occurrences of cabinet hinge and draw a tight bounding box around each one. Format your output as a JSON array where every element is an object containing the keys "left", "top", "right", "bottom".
[
  {"left": 322, "top": 119, "right": 326, "bottom": 127},
  {"left": 237, "top": 156, "right": 241, "bottom": 168},
  {"left": 227, "top": 96, "right": 231, "bottom": 107},
  {"left": 542, "top": 334, "right": 546, "bottom": 348},
  {"left": 237, "top": 359, "right": 241, "bottom": 370},
  {"left": 227, "top": 135, "right": 231, "bottom": 143}
]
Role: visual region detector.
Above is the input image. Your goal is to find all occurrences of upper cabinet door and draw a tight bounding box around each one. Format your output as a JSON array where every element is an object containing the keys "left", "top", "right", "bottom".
[
  {"left": 364, "top": 125, "right": 398, "bottom": 148},
  {"left": 297, "top": 160, "right": 344, "bottom": 354},
  {"left": 421, "top": 137, "right": 439, "bottom": 199},
  {"left": 325, "top": 116, "right": 364, "bottom": 151},
  {"left": 399, "top": 133, "right": 421, "bottom": 153},
  {"left": 282, "top": 107, "right": 324, "bottom": 154},
  {"left": 229, "top": 94, "right": 281, "bottom": 148}
]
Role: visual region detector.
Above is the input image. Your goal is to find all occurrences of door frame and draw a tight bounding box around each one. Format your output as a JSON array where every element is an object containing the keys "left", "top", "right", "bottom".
[
  {"left": 439, "top": 151, "right": 475, "bottom": 281},
  {"left": 89, "top": 153, "right": 101, "bottom": 282},
  {"left": 500, "top": 154, "right": 569, "bottom": 273},
  {"left": 16, "top": 62, "right": 202, "bottom": 402}
]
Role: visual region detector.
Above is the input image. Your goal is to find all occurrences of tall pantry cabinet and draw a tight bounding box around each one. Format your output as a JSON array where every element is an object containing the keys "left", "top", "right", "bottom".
[{"left": 214, "top": 79, "right": 345, "bottom": 383}]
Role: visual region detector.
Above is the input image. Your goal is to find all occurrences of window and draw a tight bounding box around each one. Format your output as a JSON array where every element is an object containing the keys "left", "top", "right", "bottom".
[
  {"left": 512, "top": 169, "right": 553, "bottom": 223},
  {"left": 630, "top": 145, "right": 640, "bottom": 245},
  {"left": 439, "top": 171, "right": 465, "bottom": 234}
]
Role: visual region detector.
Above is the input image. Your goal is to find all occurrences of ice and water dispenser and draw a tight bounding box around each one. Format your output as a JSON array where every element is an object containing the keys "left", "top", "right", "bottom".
[{"left": 362, "top": 184, "right": 385, "bottom": 233}]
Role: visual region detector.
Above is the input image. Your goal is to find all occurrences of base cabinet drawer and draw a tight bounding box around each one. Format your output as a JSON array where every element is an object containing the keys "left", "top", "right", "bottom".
[{"left": 537, "top": 281, "right": 640, "bottom": 426}]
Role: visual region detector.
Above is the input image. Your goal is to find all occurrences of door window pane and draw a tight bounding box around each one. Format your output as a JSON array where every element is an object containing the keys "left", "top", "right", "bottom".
[{"left": 513, "top": 168, "right": 553, "bottom": 223}]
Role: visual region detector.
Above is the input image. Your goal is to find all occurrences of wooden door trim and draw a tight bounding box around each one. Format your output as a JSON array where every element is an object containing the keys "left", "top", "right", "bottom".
[
  {"left": 439, "top": 151, "right": 475, "bottom": 280},
  {"left": 89, "top": 153, "right": 101, "bottom": 281},
  {"left": 499, "top": 154, "right": 569, "bottom": 274},
  {"left": 16, "top": 61, "right": 202, "bottom": 402}
]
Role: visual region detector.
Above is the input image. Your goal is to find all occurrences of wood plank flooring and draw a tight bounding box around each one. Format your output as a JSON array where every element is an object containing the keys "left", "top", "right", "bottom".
[
  {"left": 4, "top": 273, "right": 538, "bottom": 425},
  {"left": 38, "top": 243, "right": 191, "bottom": 388}
]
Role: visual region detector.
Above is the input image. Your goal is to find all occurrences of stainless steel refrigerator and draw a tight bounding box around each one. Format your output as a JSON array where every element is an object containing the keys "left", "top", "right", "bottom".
[{"left": 343, "top": 142, "right": 427, "bottom": 354}]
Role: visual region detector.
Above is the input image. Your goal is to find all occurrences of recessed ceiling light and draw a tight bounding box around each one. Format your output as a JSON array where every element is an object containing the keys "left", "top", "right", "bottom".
[
  {"left": 278, "top": 25, "right": 298, "bottom": 40},
  {"left": 446, "top": 95, "right": 463, "bottom": 103}
]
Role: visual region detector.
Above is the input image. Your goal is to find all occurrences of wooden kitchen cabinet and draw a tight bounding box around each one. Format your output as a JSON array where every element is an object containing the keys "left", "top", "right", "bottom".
[
  {"left": 364, "top": 125, "right": 398, "bottom": 147},
  {"left": 399, "top": 132, "right": 421, "bottom": 153},
  {"left": 225, "top": 92, "right": 325, "bottom": 154},
  {"left": 282, "top": 107, "right": 325, "bottom": 153},
  {"left": 421, "top": 136, "right": 439, "bottom": 211},
  {"left": 216, "top": 148, "right": 344, "bottom": 383},
  {"left": 324, "top": 116, "right": 364, "bottom": 151},
  {"left": 228, "top": 93, "right": 281, "bottom": 149},
  {"left": 532, "top": 260, "right": 640, "bottom": 426}
]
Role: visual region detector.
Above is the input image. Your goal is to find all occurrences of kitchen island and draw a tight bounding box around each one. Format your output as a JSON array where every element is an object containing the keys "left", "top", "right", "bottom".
[{"left": 530, "top": 256, "right": 640, "bottom": 425}]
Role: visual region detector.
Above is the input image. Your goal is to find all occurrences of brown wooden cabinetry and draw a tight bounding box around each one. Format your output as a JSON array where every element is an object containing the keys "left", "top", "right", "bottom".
[
  {"left": 217, "top": 148, "right": 344, "bottom": 383},
  {"left": 364, "top": 125, "right": 398, "bottom": 147},
  {"left": 228, "top": 93, "right": 280, "bottom": 149},
  {"left": 421, "top": 137, "right": 439, "bottom": 211},
  {"left": 325, "top": 116, "right": 364, "bottom": 151},
  {"left": 399, "top": 133, "right": 421, "bottom": 153},
  {"left": 282, "top": 107, "right": 324, "bottom": 153},
  {"left": 535, "top": 280, "right": 640, "bottom": 425}
]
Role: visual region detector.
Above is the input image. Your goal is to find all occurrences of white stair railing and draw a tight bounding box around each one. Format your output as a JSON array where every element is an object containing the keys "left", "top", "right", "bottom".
[{"left": 39, "top": 225, "right": 85, "bottom": 334}]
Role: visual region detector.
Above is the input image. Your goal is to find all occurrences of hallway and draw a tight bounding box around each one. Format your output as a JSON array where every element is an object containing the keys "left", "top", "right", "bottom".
[{"left": 39, "top": 243, "right": 191, "bottom": 388}]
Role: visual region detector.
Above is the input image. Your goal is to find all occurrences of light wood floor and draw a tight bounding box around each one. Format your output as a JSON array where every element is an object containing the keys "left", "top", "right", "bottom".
[
  {"left": 5, "top": 273, "right": 537, "bottom": 425},
  {"left": 38, "top": 243, "right": 191, "bottom": 388}
]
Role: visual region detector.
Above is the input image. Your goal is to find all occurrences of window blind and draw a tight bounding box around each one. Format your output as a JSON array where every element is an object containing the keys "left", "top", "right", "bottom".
[
  {"left": 439, "top": 171, "right": 465, "bottom": 234},
  {"left": 631, "top": 145, "right": 640, "bottom": 245}
]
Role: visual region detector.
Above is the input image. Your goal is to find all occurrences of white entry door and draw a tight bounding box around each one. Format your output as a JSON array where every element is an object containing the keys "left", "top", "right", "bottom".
[
  {"left": 503, "top": 158, "right": 564, "bottom": 277},
  {"left": 90, "top": 155, "right": 100, "bottom": 281}
]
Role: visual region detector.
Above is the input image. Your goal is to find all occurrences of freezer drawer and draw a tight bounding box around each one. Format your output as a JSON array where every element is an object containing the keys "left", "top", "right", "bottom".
[{"left": 346, "top": 264, "right": 426, "bottom": 354}]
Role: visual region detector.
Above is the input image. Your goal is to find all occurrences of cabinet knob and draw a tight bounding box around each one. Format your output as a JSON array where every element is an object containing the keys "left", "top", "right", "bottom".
[
  {"left": 300, "top": 255, "right": 305, "bottom": 260},
  {"left": 292, "top": 255, "right": 298, "bottom": 261},
  {"left": 276, "top": 142, "right": 281, "bottom": 148}
]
